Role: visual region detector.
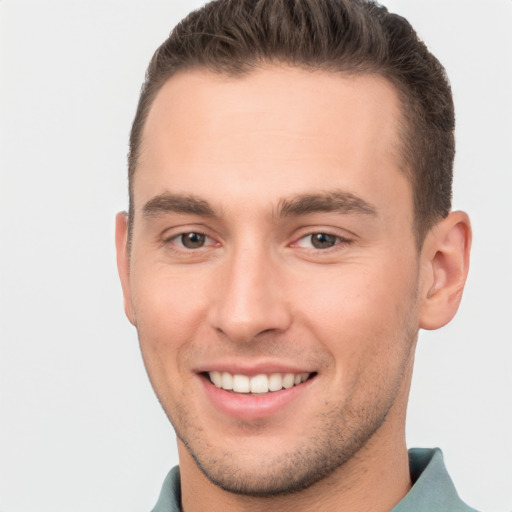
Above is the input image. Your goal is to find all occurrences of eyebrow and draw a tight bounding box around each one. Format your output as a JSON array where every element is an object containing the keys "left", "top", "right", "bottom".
[
  {"left": 277, "top": 191, "right": 378, "bottom": 218},
  {"left": 141, "top": 190, "right": 377, "bottom": 220},
  {"left": 143, "top": 193, "right": 216, "bottom": 218}
]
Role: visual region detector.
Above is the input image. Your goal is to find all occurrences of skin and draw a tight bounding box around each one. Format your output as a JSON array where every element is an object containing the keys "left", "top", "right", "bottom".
[{"left": 116, "top": 67, "right": 471, "bottom": 512}]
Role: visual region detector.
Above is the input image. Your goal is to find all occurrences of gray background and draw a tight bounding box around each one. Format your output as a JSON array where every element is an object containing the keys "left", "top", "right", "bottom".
[{"left": 1, "top": 1, "right": 511, "bottom": 511}]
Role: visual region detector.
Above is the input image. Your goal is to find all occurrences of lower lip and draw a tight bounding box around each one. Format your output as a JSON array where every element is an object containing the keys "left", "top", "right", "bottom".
[{"left": 200, "top": 375, "right": 314, "bottom": 420}]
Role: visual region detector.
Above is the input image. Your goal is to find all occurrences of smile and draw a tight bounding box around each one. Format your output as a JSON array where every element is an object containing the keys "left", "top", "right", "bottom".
[{"left": 208, "top": 371, "right": 311, "bottom": 394}]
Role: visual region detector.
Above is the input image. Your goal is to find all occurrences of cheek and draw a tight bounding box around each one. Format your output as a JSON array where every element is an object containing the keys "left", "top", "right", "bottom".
[
  {"left": 295, "top": 258, "right": 419, "bottom": 367},
  {"left": 133, "top": 262, "right": 209, "bottom": 330},
  {"left": 130, "top": 266, "right": 210, "bottom": 384}
]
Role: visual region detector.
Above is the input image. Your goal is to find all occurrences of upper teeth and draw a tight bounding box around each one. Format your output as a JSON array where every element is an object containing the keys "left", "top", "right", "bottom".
[{"left": 208, "top": 371, "right": 310, "bottom": 393}]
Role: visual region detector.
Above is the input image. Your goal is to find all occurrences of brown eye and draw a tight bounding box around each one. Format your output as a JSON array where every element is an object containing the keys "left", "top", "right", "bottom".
[
  {"left": 180, "top": 232, "right": 206, "bottom": 249},
  {"left": 310, "top": 233, "right": 338, "bottom": 249}
]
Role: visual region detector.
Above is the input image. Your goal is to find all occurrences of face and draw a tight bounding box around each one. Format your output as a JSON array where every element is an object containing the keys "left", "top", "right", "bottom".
[{"left": 118, "top": 67, "right": 423, "bottom": 495}]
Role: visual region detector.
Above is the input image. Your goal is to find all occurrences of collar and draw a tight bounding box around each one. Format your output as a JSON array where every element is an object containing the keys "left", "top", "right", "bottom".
[{"left": 391, "top": 448, "right": 478, "bottom": 512}]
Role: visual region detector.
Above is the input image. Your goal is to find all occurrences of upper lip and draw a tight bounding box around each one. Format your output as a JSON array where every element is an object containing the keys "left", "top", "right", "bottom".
[{"left": 194, "top": 360, "right": 314, "bottom": 376}]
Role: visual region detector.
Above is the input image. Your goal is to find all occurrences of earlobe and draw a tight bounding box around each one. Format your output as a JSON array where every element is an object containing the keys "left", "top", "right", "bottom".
[
  {"left": 419, "top": 211, "right": 472, "bottom": 330},
  {"left": 115, "top": 212, "right": 137, "bottom": 326}
]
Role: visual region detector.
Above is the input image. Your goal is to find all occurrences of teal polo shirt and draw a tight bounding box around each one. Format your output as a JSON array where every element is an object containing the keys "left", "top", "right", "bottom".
[{"left": 151, "top": 448, "right": 478, "bottom": 512}]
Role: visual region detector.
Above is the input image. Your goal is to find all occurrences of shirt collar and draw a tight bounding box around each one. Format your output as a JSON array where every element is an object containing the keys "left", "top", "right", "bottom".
[{"left": 391, "top": 448, "right": 478, "bottom": 512}]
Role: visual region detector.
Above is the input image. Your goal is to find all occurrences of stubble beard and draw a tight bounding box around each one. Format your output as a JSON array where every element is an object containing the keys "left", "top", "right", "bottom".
[
  {"left": 149, "top": 288, "right": 420, "bottom": 497},
  {"left": 168, "top": 341, "right": 416, "bottom": 498},
  {"left": 176, "top": 398, "right": 395, "bottom": 497}
]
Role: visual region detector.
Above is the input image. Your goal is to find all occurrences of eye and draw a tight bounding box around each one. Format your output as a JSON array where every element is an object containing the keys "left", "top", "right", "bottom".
[
  {"left": 295, "top": 232, "right": 346, "bottom": 250},
  {"left": 170, "top": 232, "right": 211, "bottom": 249}
]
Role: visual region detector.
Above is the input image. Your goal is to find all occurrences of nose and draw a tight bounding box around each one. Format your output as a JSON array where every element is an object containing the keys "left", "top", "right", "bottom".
[{"left": 208, "top": 244, "right": 292, "bottom": 343}]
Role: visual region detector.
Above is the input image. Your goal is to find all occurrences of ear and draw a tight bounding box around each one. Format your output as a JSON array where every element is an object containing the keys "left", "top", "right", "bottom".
[
  {"left": 115, "top": 212, "right": 136, "bottom": 326},
  {"left": 418, "top": 211, "right": 472, "bottom": 330}
]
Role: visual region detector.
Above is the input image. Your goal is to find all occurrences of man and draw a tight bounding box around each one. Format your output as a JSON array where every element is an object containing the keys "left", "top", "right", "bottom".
[{"left": 115, "top": 1, "right": 474, "bottom": 510}]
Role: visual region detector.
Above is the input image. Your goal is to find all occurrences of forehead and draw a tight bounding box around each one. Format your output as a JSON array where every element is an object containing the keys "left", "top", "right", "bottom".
[{"left": 134, "top": 66, "right": 409, "bottom": 215}]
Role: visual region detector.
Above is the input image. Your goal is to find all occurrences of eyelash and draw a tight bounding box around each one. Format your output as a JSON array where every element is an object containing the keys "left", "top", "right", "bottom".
[
  {"left": 292, "top": 232, "right": 353, "bottom": 251},
  {"left": 163, "top": 230, "right": 353, "bottom": 253},
  {"left": 164, "top": 231, "right": 217, "bottom": 250}
]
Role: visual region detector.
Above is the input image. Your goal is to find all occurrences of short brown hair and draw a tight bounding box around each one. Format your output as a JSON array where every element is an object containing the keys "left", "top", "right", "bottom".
[{"left": 128, "top": 0, "right": 454, "bottom": 244}]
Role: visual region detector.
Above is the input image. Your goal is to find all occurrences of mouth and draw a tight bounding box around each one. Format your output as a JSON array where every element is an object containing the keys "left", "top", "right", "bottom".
[
  {"left": 199, "top": 368, "right": 317, "bottom": 420},
  {"left": 205, "top": 371, "right": 316, "bottom": 394}
]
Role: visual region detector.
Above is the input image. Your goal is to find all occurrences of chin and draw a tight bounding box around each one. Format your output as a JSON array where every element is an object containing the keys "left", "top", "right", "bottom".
[{"left": 176, "top": 405, "right": 389, "bottom": 497}]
